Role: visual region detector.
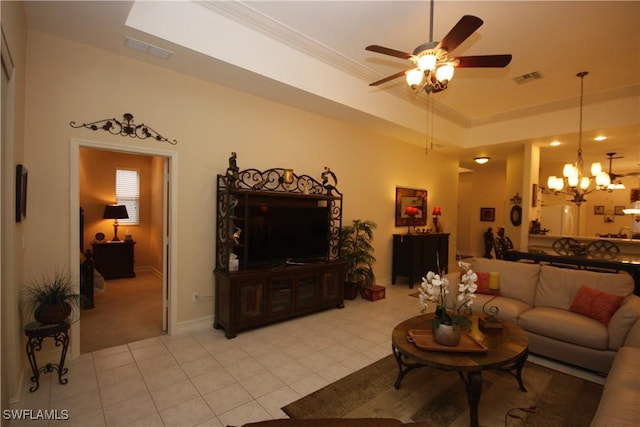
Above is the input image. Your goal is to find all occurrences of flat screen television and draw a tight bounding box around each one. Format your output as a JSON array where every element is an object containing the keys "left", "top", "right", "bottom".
[{"left": 246, "top": 202, "right": 330, "bottom": 268}]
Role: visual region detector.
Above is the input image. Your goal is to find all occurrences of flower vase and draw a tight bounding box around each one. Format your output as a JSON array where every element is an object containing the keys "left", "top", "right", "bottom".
[{"left": 432, "top": 323, "right": 461, "bottom": 346}]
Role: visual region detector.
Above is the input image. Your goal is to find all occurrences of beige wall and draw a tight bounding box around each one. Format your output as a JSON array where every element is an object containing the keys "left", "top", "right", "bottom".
[
  {"left": 1, "top": 0, "right": 29, "bottom": 409},
  {"left": 79, "top": 148, "right": 163, "bottom": 272},
  {"left": 19, "top": 31, "right": 459, "bottom": 348},
  {"left": 457, "top": 168, "right": 507, "bottom": 257}
]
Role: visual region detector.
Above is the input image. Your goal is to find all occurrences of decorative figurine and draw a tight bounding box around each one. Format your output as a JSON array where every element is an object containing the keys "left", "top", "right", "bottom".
[
  {"left": 321, "top": 166, "right": 337, "bottom": 194},
  {"left": 233, "top": 227, "right": 242, "bottom": 245},
  {"left": 226, "top": 152, "right": 239, "bottom": 183},
  {"left": 483, "top": 227, "right": 494, "bottom": 259}
]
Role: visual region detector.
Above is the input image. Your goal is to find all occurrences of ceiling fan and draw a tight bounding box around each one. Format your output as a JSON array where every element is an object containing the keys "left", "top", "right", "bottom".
[
  {"left": 605, "top": 152, "right": 640, "bottom": 181},
  {"left": 365, "top": 0, "right": 512, "bottom": 94}
]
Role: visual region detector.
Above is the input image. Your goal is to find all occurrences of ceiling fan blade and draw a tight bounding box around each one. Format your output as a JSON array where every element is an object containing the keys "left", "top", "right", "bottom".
[
  {"left": 436, "top": 15, "right": 483, "bottom": 53},
  {"left": 369, "top": 70, "right": 409, "bottom": 86},
  {"left": 455, "top": 54, "right": 513, "bottom": 68},
  {"left": 366, "top": 45, "right": 412, "bottom": 60}
]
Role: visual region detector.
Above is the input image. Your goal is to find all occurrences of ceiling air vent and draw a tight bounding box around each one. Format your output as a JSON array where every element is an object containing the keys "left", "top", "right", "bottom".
[
  {"left": 125, "top": 37, "right": 172, "bottom": 59},
  {"left": 513, "top": 71, "right": 542, "bottom": 84}
]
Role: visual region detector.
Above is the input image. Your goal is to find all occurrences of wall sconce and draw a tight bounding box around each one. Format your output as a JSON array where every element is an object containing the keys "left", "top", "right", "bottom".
[
  {"left": 432, "top": 207, "right": 442, "bottom": 232},
  {"left": 103, "top": 204, "right": 129, "bottom": 241}
]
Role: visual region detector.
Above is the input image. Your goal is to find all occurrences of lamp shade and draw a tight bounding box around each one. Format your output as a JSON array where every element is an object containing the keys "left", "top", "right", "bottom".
[
  {"left": 103, "top": 204, "right": 129, "bottom": 220},
  {"left": 432, "top": 207, "right": 442, "bottom": 216}
]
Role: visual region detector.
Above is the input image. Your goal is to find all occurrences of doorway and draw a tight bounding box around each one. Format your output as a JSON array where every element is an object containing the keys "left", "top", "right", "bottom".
[{"left": 69, "top": 139, "right": 178, "bottom": 357}]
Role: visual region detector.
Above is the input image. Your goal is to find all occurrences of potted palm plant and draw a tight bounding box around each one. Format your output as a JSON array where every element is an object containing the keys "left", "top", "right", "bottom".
[
  {"left": 20, "top": 270, "right": 82, "bottom": 324},
  {"left": 339, "top": 219, "right": 377, "bottom": 300}
]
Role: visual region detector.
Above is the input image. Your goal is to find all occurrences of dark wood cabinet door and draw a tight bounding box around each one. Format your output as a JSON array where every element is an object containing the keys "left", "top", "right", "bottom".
[
  {"left": 392, "top": 234, "right": 449, "bottom": 288},
  {"left": 91, "top": 241, "right": 136, "bottom": 280},
  {"left": 214, "top": 261, "right": 345, "bottom": 338}
]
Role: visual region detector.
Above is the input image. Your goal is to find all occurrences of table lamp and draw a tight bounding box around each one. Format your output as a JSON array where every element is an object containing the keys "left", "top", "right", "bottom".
[
  {"left": 103, "top": 204, "right": 129, "bottom": 241},
  {"left": 432, "top": 207, "right": 442, "bottom": 232},
  {"left": 479, "top": 272, "right": 503, "bottom": 330}
]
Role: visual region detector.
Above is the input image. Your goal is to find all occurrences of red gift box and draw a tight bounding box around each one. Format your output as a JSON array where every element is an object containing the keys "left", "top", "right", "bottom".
[{"left": 361, "top": 285, "right": 385, "bottom": 301}]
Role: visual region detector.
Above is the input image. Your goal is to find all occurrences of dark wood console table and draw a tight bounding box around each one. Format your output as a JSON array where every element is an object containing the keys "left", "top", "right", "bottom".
[
  {"left": 505, "top": 249, "right": 640, "bottom": 296},
  {"left": 392, "top": 233, "right": 449, "bottom": 288},
  {"left": 91, "top": 241, "right": 136, "bottom": 280},
  {"left": 214, "top": 260, "right": 345, "bottom": 338}
]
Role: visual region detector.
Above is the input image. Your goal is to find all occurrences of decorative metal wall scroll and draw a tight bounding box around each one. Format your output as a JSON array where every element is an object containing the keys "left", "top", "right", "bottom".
[{"left": 70, "top": 113, "right": 177, "bottom": 145}]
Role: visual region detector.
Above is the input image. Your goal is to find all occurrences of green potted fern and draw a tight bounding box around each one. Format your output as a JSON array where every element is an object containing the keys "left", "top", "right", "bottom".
[
  {"left": 20, "top": 270, "right": 82, "bottom": 324},
  {"left": 339, "top": 219, "right": 377, "bottom": 300}
]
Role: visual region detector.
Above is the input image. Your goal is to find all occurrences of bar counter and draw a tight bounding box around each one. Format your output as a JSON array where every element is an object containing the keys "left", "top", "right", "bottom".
[{"left": 528, "top": 234, "right": 640, "bottom": 257}]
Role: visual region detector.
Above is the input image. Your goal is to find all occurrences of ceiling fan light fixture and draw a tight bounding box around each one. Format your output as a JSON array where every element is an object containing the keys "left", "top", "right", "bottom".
[
  {"left": 406, "top": 68, "right": 424, "bottom": 87},
  {"left": 417, "top": 53, "right": 438, "bottom": 71},
  {"left": 435, "top": 63, "right": 455, "bottom": 82},
  {"left": 608, "top": 181, "right": 626, "bottom": 190},
  {"left": 474, "top": 156, "right": 490, "bottom": 164}
]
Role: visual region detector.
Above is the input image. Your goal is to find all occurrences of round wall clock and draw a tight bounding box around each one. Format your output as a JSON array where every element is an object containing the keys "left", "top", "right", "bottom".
[
  {"left": 510, "top": 205, "right": 522, "bottom": 227},
  {"left": 95, "top": 232, "right": 105, "bottom": 241}
]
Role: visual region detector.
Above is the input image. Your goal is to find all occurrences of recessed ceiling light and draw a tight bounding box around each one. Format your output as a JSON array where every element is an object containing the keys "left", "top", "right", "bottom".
[
  {"left": 474, "top": 157, "right": 490, "bottom": 164},
  {"left": 594, "top": 135, "right": 607, "bottom": 141},
  {"left": 550, "top": 141, "right": 561, "bottom": 146}
]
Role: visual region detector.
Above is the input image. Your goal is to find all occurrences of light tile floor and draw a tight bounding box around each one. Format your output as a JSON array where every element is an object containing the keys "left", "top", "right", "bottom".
[{"left": 9, "top": 284, "right": 603, "bottom": 427}]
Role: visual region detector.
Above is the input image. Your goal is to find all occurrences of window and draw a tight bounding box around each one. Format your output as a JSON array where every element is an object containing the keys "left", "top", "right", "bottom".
[{"left": 116, "top": 169, "right": 139, "bottom": 225}]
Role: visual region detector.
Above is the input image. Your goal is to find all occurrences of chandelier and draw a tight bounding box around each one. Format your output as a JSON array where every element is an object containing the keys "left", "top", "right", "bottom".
[{"left": 545, "top": 71, "right": 610, "bottom": 206}]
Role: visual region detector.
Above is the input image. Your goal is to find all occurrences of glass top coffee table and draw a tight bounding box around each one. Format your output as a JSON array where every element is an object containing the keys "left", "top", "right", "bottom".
[{"left": 392, "top": 313, "right": 529, "bottom": 427}]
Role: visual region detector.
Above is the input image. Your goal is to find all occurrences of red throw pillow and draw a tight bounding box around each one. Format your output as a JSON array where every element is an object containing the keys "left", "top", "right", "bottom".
[
  {"left": 569, "top": 285, "right": 624, "bottom": 326},
  {"left": 475, "top": 272, "right": 500, "bottom": 295}
]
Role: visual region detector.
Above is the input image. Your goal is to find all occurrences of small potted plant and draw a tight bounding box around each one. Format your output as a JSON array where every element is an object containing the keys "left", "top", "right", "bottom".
[
  {"left": 20, "top": 270, "right": 82, "bottom": 324},
  {"left": 339, "top": 219, "right": 377, "bottom": 300}
]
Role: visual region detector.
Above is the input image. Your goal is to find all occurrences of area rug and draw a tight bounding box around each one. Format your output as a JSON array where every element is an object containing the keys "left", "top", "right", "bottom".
[{"left": 283, "top": 354, "right": 602, "bottom": 427}]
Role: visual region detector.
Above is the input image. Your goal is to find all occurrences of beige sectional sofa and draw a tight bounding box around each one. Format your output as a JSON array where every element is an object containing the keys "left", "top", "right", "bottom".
[
  {"left": 464, "top": 258, "right": 640, "bottom": 426},
  {"left": 590, "top": 323, "right": 640, "bottom": 427},
  {"left": 467, "top": 258, "right": 640, "bottom": 373}
]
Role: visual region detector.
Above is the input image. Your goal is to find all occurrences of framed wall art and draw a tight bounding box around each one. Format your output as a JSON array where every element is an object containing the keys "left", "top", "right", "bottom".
[
  {"left": 614, "top": 206, "right": 626, "bottom": 216},
  {"left": 593, "top": 205, "right": 604, "bottom": 215},
  {"left": 16, "top": 164, "right": 28, "bottom": 222},
  {"left": 480, "top": 207, "right": 495, "bottom": 222},
  {"left": 395, "top": 187, "right": 427, "bottom": 228}
]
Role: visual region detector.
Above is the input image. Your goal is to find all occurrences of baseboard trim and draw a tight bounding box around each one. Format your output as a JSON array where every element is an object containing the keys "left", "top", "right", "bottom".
[
  {"left": 173, "top": 315, "right": 215, "bottom": 335},
  {"left": 134, "top": 266, "right": 163, "bottom": 280}
]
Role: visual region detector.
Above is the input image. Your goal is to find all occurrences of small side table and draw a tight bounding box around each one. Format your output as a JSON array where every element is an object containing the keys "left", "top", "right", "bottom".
[{"left": 24, "top": 321, "right": 70, "bottom": 392}]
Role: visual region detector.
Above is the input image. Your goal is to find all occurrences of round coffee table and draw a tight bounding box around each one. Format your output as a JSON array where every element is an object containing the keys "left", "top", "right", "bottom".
[{"left": 392, "top": 313, "right": 529, "bottom": 427}]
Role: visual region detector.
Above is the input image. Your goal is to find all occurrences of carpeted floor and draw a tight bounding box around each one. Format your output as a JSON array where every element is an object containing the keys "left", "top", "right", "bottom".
[
  {"left": 79, "top": 271, "right": 164, "bottom": 353},
  {"left": 283, "top": 354, "right": 603, "bottom": 427}
]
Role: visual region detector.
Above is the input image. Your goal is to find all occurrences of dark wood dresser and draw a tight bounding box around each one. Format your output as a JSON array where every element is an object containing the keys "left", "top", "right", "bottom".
[
  {"left": 91, "top": 241, "right": 136, "bottom": 280},
  {"left": 392, "top": 233, "right": 449, "bottom": 288}
]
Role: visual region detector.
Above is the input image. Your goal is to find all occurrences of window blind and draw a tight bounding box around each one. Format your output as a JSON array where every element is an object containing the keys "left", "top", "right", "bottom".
[{"left": 116, "top": 169, "right": 139, "bottom": 225}]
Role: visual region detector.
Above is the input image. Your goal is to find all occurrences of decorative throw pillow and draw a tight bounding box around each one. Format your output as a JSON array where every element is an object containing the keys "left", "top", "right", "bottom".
[
  {"left": 475, "top": 272, "right": 500, "bottom": 295},
  {"left": 569, "top": 285, "right": 624, "bottom": 325}
]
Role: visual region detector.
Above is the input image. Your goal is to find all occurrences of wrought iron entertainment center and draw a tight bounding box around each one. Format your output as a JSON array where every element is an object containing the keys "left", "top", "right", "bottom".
[{"left": 214, "top": 164, "right": 345, "bottom": 338}]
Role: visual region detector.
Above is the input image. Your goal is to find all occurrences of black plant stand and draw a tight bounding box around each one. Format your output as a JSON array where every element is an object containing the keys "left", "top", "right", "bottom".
[{"left": 24, "top": 321, "right": 70, "bottom": 392}]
